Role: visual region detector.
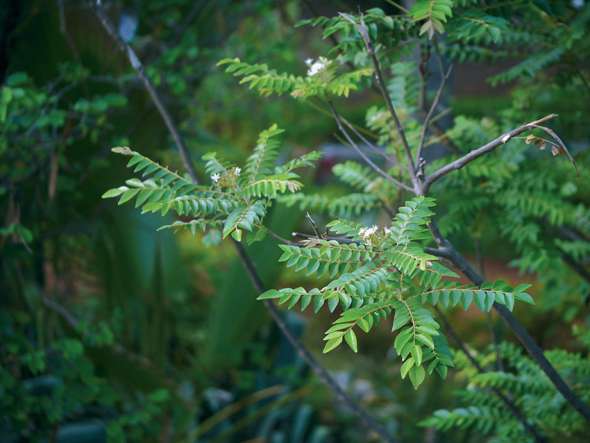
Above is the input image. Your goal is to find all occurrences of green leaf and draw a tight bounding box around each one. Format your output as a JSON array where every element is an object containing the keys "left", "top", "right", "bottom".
[
  {"left": 400, "top": 357, "right": 415, "bottom": 379},
  {"left": 222, "top": 201, "right": 266, "bottom": 238},
  {"left": 323, "top": 336, "right": 343, "bottom": 353},
  {"left": 392, "top": 308, "right": 410, "bottom": 331},
  {"left": 102, "top": 186, "right": 128, "bottom": 199},
  {"left": 257, "top": 290, "right": 281, "bottom": 300},
  {"left": 416, "top": 333, "right": 434, "bottom": 349},
  {"left": 413, "top": 344, "right": 423, "bottom": 366},
  {"left": 408, "top": 365, "right": 426, "bottom": 389},
  {"left": 344, "top": 329, "right": 358, "bottom": 353},
  {"left": 515, "top": 292, "right": 534, "bottom": 305},
  {"left": 231, "top": 229, "right": 242, "bottom": 242}
]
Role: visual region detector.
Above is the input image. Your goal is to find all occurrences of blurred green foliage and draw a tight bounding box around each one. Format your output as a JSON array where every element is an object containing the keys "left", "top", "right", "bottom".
[{"left": 2, "top": 0, "right": 590, "bottom": 442}]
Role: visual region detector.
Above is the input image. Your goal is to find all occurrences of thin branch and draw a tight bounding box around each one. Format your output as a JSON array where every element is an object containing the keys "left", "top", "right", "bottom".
[
  {"left": 341, "top": 115, "right": 397, "bottom": 165},
  {"left": 92, "top": 3, "right": 395, "bottom": 439},
  {"left": 416, "top": 65, "right": 452, "bottom": 165},
  {"left": 265, "top": 226, "right": 299, "bottom": 246},
  {"left": 328, "top": 101, "right": 414, "bottom": 193},
  {"left": 434, "top": 307, "right": 547, "bottom": 443},
  {"left": 426, "top": 222, "right": 590, "bottom": 423},
  {"left": 232, "top": 240, "right": 396, "bottom": 443},
  {"left": 423, "top": 114, "right": 558, "bottom": 192},
  {"left": 383, "top": 0, "right": 410, "bottom": 14},
  {"left": 352, "top": 15, "right": 421, "bottom": 193},
  {"left": 92, "top": 1, "right": 199, "bottom": 183},
  {"left": 292, "top": 231, "right": 356, "bottom": 244}
]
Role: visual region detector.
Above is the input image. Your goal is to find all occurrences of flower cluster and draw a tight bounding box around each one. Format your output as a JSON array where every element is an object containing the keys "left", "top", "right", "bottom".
[
  {"left": 359, "top": 225, "right": 378, "bottom": 240},
  {"left": 305, "top": 57, "right": 330, "bottom": 77}
]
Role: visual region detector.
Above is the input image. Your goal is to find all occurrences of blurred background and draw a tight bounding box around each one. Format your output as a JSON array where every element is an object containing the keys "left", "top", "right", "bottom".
[{"left": 1, "top": 1, "right": 589, "bottom": 442}]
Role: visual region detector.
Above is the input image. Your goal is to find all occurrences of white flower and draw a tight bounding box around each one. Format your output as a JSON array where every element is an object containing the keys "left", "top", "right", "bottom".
[
  {"left": 383, "top": 227, "right": 392, "bottom": 235},
  {"left": 307, "top": 56, "right": 329, "bottom": 77},
  {"left": 234, "top": 167, "right": 241, "bottom": 176},
  {"left": 211, "top": 173, "right": 220, "bottom": 183},
  {"left": 305, "top": 58, "right": 314, "bottom": 67},
  {"left": 359, "top": 225, "right": 378, "bottom": 240}
]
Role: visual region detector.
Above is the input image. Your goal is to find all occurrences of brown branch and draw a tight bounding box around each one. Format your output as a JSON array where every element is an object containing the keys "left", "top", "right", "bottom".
[
  {"left": 351, "top": 15, "right": 421, "bottom": 193},
  {"left": 423, "top": 114, "right": 558, "bottom": 192}
]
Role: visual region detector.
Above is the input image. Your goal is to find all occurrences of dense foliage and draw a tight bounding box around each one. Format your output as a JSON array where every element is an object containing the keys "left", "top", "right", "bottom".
[{"left": 2, "top": 0, "right": 590, "bottom": 442}]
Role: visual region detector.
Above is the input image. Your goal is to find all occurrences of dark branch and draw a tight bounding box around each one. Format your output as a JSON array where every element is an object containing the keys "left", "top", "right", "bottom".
[
  {"left": 434, "top": 307, "right": 547, "bottom": 443},
  {"left": 232, "top": 240, "right": 396, "bottom": 443},
  {"left": 92, "top": 1, "right": 200, "bottom": 183},
  {"left": 426, "top": 222, "right": 590, "bottom": 422},
  {"left": 423, "top": 114, "right": 558, "bottom": 192}
]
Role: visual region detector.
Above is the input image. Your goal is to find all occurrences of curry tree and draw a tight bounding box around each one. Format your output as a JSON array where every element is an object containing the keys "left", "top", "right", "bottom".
[{"left": 104, "top": 0, "right": 590, "bottom": 440}]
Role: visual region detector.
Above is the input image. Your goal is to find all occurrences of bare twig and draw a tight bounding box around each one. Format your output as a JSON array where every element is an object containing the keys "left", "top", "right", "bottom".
[
  {"left": 416, "top": 65, "right": 452, "bottom": 165},
  {"left": 341, "top": 115, "right": 397, "bottom": 165},
  {"left": 92, "top": 1, "right": 199, "bottom": 183},
  {"left": 528, "top": 124, "right": 577, "bottom": 171},
  {"left": 264, "top": 226, "right": 299, "bottom": 246},
  {"left": 328, "top": 101, "right": 414, "bottom": 193},
  {"left": 292, "top": 231, "right": 356, "bottom": 244},
  {"left": 423, "top": 114, "right": 558, "bottom": 192}
]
